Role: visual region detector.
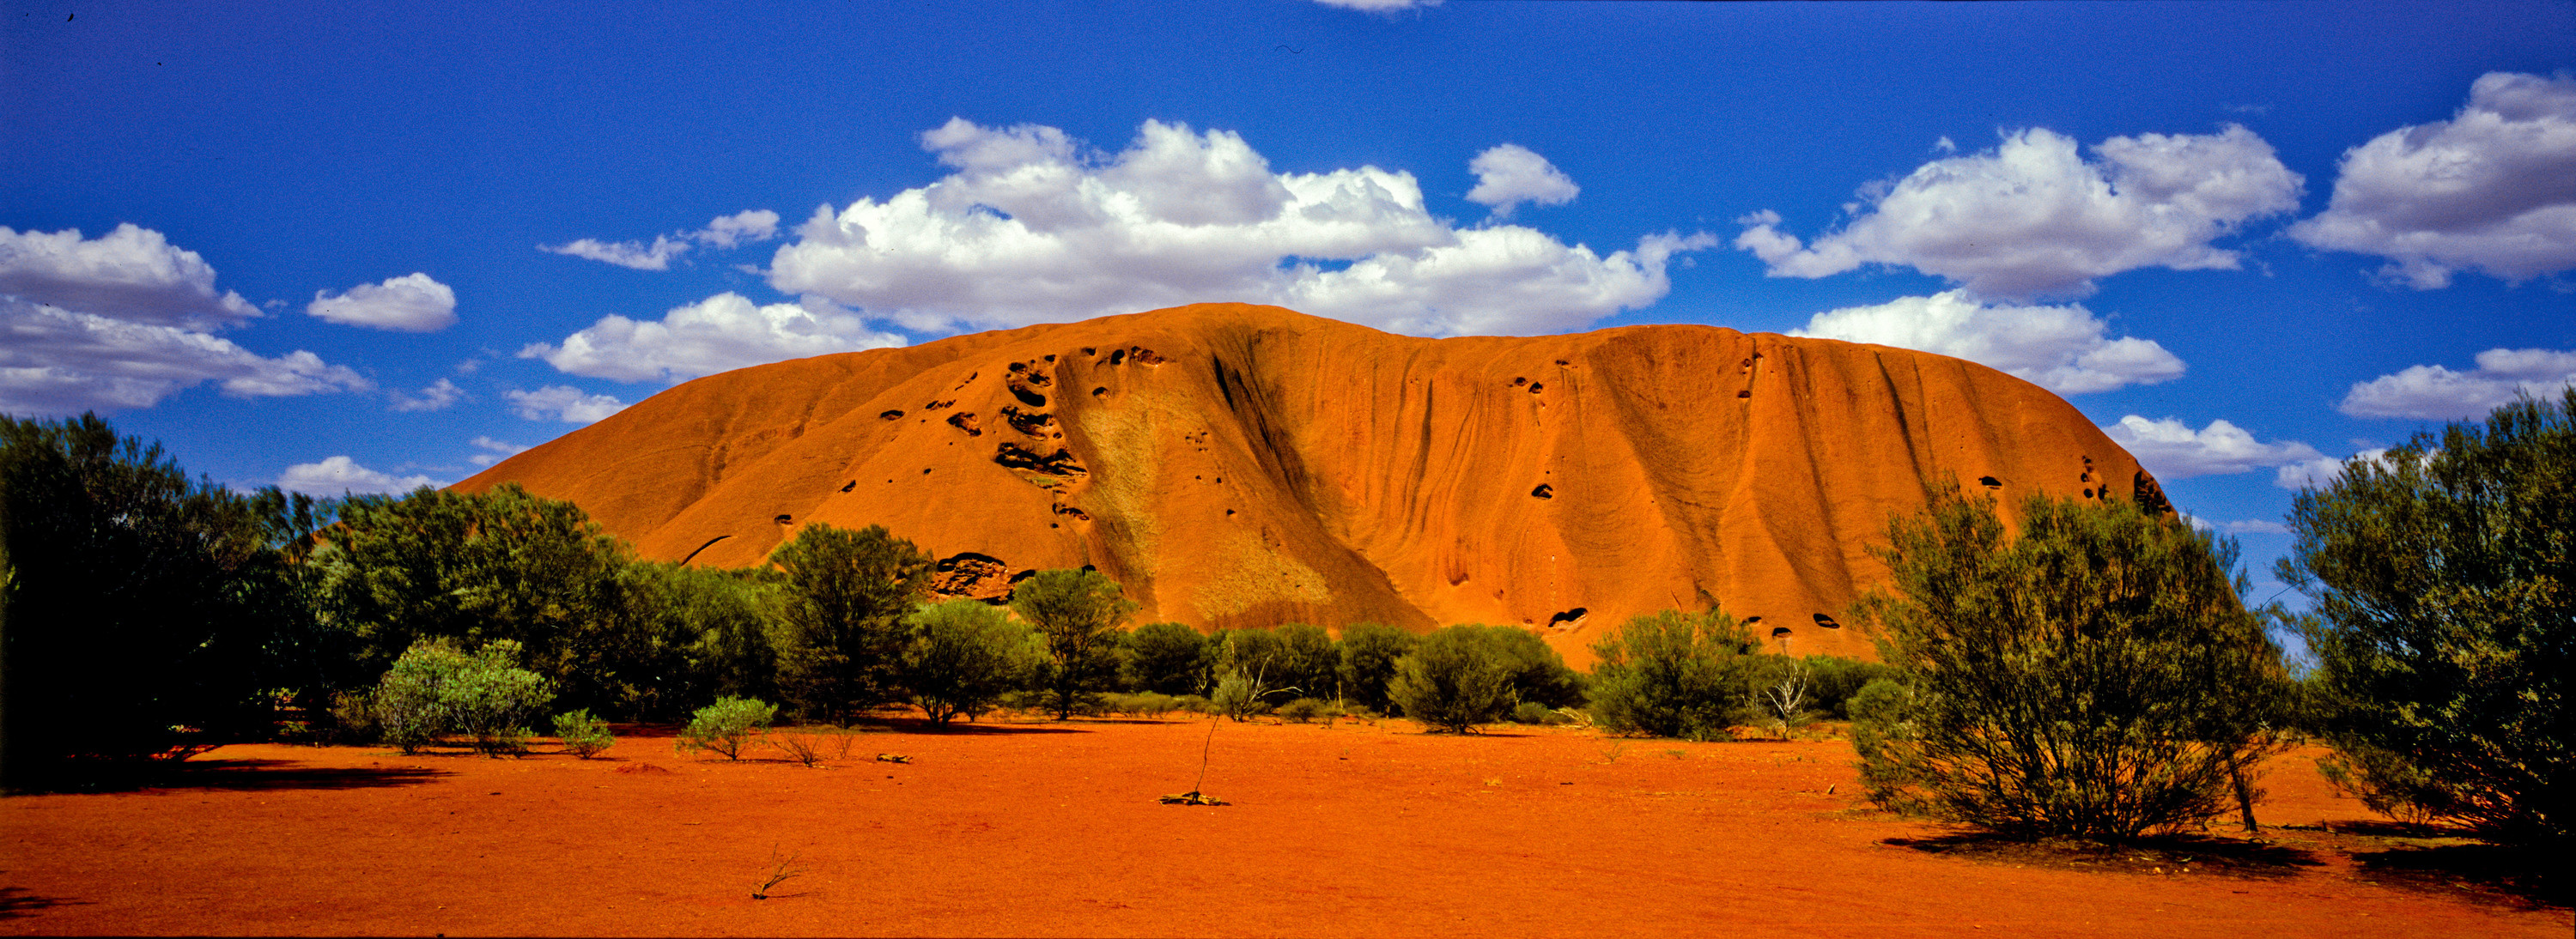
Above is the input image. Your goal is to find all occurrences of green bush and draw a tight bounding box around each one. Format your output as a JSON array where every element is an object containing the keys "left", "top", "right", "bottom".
[
  {"left": 1510, "top": 701, "right": 1564, "bottom": 725},
  {"left": 1012, "top": 569, "right": 1139, "bottom": 719},
  {"left": 1845, "top": 679, "right": 1917, "bottom": 809},
  {"left": 900, "top": 600, "right": 1038, "bottom": 725},
  {"left": 1585, "top": 610, "right": 1757, "bottom": 741},
  {"left": 1173, "top": 694, "right": 1213, "bottom": 715},
  {"left": 1336, "top": 623, "right": 1417, "bottom": 715},
  {"left": 2281, "top": 390, "right": 2571, "bottom": 845},
  {"left": 1210, "top": 669, "right": 1273, "bottom": 721},
  {"left": 769, "top": 524, "right": 933, "bottom": 724},
  {"left": 1103, "top": 692, "right": 1182, "bottom": 718},
  {"left": 1278, "top": 697, "right": 1332, "bottom": 724},
  {"left": 552, "top": 709, "right": 616, "bottom": 758},
  {"left": 1388, "top": 626, "right": 1523, "bottom": 733},
  {"left": 1123, "top": 622, "right": 1209, "bottom": 695},
  {"left": 1801, "top": 657, "right": 1904, "bottom": 720},
  {"left": 1852, "top": 486, "right": 2290, "bottom": 841},
  {"left": 679, "top": 696, "right": 777, "bottom": 760},
  {"left": 371, "top": 639, "right": 555, "bottom": 755}
]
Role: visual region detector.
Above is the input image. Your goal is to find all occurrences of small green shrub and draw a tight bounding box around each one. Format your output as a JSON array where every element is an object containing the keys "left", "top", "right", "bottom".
[
  {"left": 679, "top": 696, "right": 777, "bottom": 760},
  {"left": 1586, "top": 610, "right": 1757, "bottom": 742},
  {"left": 1103, "top": 692, "right": 1181, "bottom": 718},
  {"left": 552, "top": 709, "right": 616, "bottom": 758},
  {"left": 1210, "top": 669, "right": 1273, "bottom": 721},
  {"left": 1173, "top": 694, "right": 1212, "bottom": 715},
  {"left": 1510, "top": 701, "right": 1563, "bottom": 724},
  {"left": 1278, "top": 698, "right": 1330, "bottom": 723},
  {"left": 371, "top": 639, "right": 554, "bottom": 755},
  {"left": 1388, "top": 627, "right": 1521, "bottom": 733}
]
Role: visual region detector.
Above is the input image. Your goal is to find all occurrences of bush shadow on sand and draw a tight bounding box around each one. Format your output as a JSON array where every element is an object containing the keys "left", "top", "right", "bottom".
[
  {"left": 7, "top": 757, "right": 451, "bottom": 795},
  {"left": 0, "top": 887, "right": 91, "bottom": 920},
  {"left": 1881, "top": 829, "right": 2327, "bottom": 881}
]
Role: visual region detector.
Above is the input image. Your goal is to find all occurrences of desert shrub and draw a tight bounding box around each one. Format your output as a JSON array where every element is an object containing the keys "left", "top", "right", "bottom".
[
  {"left": 900, "top": 600, "right": 1038, "bottom": 725},
  {"left": 1336, "top": 623, "right": 1417, "bottom": 715},
  {"left": 1012, "top": 569, "right": 1139, "bottom": 719},
  {"left": 552, "top": 709, "right": 616, "bottom": 758},
  {"left": 1747, "top": 655, "right": 1830, "bottom": 739},
  {"left": 1123, "top": 621, "right": 1208, "bottom": 695},
  {"left": 1388, "top": 627, "right": 1522, "bottom": 733},
  {"left": 769, "top": 524, "right": 933, "bottom": 724},
  {"left": 1210, "top": 669, "right": 1273, "bottom": 721},
  {"left": 1103, "top": 692, "right": 1182, "bottom": 718},
  {"left": 1853, "top": 486, "right": 2291, "bottom": 842},
  {"left": 1847, "top": 679, "right": 1918, "bottom": 809},
  {"left": 679, "top": 696, "right": 777, "bottom": 760},
  {"left": 1510, "top": 701, "right": 1564, "bottom": 725},
  {"left": 1273, "top": 624, "right": 1340, "bottom": 702},
  {"left": 371, "top": 639, "right": 554, "bottom": 755},
  {"left": 328, "top": 690, "right": 379, "bottom": 744},
  {"left": 1800, "top": 657, "right": 1904, "bottom": 720},
  {"left": 2280, "top": 390, "right": 2571, "bottom": 845},
  {"left": 1278, "top": 698, "right": 1331, "bottom": 723},
  {"left": 1586, "top": 610, "right": 1757, "bottom": 741},
  {"left": 1173, "top": 694, "right": 1213, "bottom": 715},
  {"left": 769, "top": 727, "right": 856, "bottom": 767}
]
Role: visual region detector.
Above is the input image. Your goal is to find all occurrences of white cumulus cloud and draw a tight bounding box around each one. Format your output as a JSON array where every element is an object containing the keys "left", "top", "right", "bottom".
[
  {"left": 307, "top": 272, "right": 458, "bottom": 332},
  {"left": 0, "top": 223, "right": 261, "bottom": 327},
  {"left": 1789, "top": 290, "right": 2184, "bottom": 395},
  {"left": 276, "top": 456, "right": 440, "bottom": 496},
  {"left": 2337, "top": 347, "right": 2576, "bottom": 420},
  {"left": 2290, "top": 72, "right": 2576, "bottom": 288},
  {"left": 522, "top": 292, "right": 909, "bottom": 384},
  {"left": 0, "top": 296, "right": 369, "bottom": 415},
  {"left": 1465, "top": 143, "right": 1580, "bottom": 218},
  {"left": 764, "top": 118, "right": 1710, "bottom": 337},
  {"left": 2101, "top": 415, "right": 2322, "bottom": 480},
  {"left": 467, "top": 435, "right": 531, "bottom": 467},
  {"left": 506, "top": 385, "right": 628, "bottom": 424},
  {"left": 542, "top": 209, "right": 783, "bottom": 271},
  {"left": 388, "top": 378, "right": 466, "bottom": 413},
  {"left": 1736, "top": 125, "right": 2302, "bottom": 298}
]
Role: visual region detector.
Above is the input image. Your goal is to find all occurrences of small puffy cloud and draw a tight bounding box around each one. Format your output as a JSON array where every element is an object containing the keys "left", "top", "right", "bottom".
[
  {"left": 1315, "top": 0, "right": 1440, "bottom": 9},
  {"left": 0, "top": 223, "right": 259, "bottom": 326},
  {"left": 2290, "top": 73, "right": 2576, "bottom": 288},
  {"left": 2101, "top": 415, "right": 2322, "bottom": 480},
  {"left": 388, "top": 378, "right": 465, "bottom": 413},
  {"left": 0, "top": 295, "right": 369, "bottom": 415},
  {"left": 276, "top": 456, "right": 440, "bottom": 496},
  {"left": 506, "top": 385, "right": 628, "bottom": 424},
  {"left": 2275, "top": 448, "right": 2415, "bottom": 491},
  {"left": 467, "top": 435, "right": 530, "bottom": 467},
  {"left": 1465, "top": 143, "right": 1579, "bottom": 217},
  {"left": 2339, "top": 348, "right": 2576, "bottom": 420},
  {"left": 307, "top": 272, "right": 458, "bottom": 332},
  {"left": 1737, "top": 125, "right": 2302, "bottom": 298},
  {"left": 2179, "top": 513, "right": 2293, "bottom": 536},
  {"left": 765, "top": 118, "right": 1708, "bottom": 337},
  {"left": 1789, "top": 290, "right": 2184, "bottom": 395},
  {"left": 521, "top": 292, "right": 908, "bottom": 384},
  {"left": 541, "top": 209, "right": 785, "bottom": 271}
]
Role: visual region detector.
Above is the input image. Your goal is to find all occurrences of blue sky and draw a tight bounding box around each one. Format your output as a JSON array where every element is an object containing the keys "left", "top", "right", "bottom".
[{"left": 6, "top": 0, "right": 2573, "bottom": 603}]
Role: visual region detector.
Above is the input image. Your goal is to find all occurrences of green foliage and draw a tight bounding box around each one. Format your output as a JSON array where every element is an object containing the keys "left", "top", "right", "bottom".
[
  {"left": 1273, "top": 624, "right": 1340, "bottom": 702},
  {"left": 370, "top": 639, "right": 556, "bottom": 755},
  {"left": 1478, "top": 625, "right": 1585, "bottom": 709},
  {"left": 1388, "top": 626, "right": 1524, "bottom": 733},
  {"left": 1798, "top": 656, "right": 1905, "bottom": 720},
  {"left": 312, "top": 484, "right": 647, "bottom": 717},
  {"left": 1847, "top": 678, "right": 1920, "bottom": 810},
  {"left": 1123, "top": 621, "right": 1208, "bottom": 695},
  {"left": 1010, "top": 568, "right": 1139, "bottom": 719},
  {"left": 1101, "top": 692, "right": 1182, "bottom": 718},
  {"left": 900, "top": 600, "right": 1038, "bottom": 725},
  {"left": 617, "top": 561, "right": 785, "bottom": 721},
  {"left": 1278, "top": 698, "right": 1334, "bottom": 724},
  {"left": 679, "top": 696, "right": 777, "bottom": 760},
  {"left": 2, "top": 414, "right": 296, "bottom": 782},
  {"left": 552, "top": 709, "right": 616, "bottom": 758},
  {"left": 1852, "top": 486, "right": 2291, "bottom": 841},
  {"left": 1210, "top": 669, "right": 1273, "bottom": 721},
  {"left": 768, "top": 524, "right": 933, "bottom": 724},
  {"left": 2280, "top": 389, "right": 2573, "bottom": 844},
  {"left": 1585, "top": 609, "right": 1757, "bottom": 741},
  {"left": 1335, "top": 623, "right": 1417, "bottom": 714},
  {"left": 1510, "top": 701, "right": 1564, "bottom": 725}
]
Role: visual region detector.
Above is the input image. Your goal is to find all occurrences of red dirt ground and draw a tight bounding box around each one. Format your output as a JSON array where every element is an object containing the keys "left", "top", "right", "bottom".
[{"left": 4, "top": 718, "right": 2565, "bottom": 937}]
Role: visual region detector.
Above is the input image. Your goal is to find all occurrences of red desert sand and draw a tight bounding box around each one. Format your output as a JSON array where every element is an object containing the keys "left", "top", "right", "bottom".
[
  {"left": 457, "top": 303, "right": 2166, "bottom": 665},
  {"left": 5, "top": 718, "right": 2565, "bottom": 937}
]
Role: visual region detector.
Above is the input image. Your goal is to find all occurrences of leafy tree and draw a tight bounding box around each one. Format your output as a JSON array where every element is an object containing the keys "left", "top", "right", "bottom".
[
  {"left": 900, "top": 600, "right": 1038, "bottom": 724},
  {"left": 2280, "top": 389, "right": 2572, "bottom": 844},
  {"left": 312, "top": 484, "right": 639, "bottom": 713},
  {"left": 1123, "top": 621, "right": 1207, "bottom": 695},
  {"left": 769, "top": 524, "right": 933, "bottom": 724},
  {"left": 1336, "top": 623, "right": 1416, "bottom": 714},
  {"left": 1586, "top": 609, "right": 1758, "bottom": 741},
  {"left": 1273, "top": 624, "right": 1340, "bottom": 702},
  {"left": 1851, "top": 485, "right": 2291, "bottom": 841},
  {"left": 370, "top": 639, "right": 555, "bottom": 756},
  {"left": 1010, "top": 568, "right": 1139, "bottom": 719},
  {"left": 678, "top": 696, "right": 776, "bottom": 760},
  {"left": 1473, "top": 624, "right": 1584, "bottom": 709},
  {"left": 2, "top": 414, "right": 293, "bottom": 784},
  {"left": 623, "top": 561, "right": 786, "bottom": 718},
  {"left": 1388, "top": 626, "right": 1523, "bottom": 733}
]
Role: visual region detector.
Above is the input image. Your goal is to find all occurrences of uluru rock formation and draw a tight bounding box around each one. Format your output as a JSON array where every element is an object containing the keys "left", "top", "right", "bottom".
[{"left": 458, "top": 303, "right": 2166, "bottom": 663}]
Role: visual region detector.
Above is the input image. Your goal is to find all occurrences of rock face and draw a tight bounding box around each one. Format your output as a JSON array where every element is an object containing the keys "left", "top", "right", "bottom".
[{"left": 457, "top": 303, "right": 2162, "bottom": 663}]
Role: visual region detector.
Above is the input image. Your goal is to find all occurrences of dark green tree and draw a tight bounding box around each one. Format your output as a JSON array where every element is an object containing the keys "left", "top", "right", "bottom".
[
  {"left": 1851, "top": 485, "right": 2291, "bottom": 841},
  {"left": 2280, "top": 389, "right": 2571, "bottom": 845},
  {"left": 1122, "top": 621, "right": 1208, "bottom": 695},
  {"left": 1335, "top": 623, "right": 1416, "bottom": 714},
  {"left": 1388, "top": 626, "right": 1521, "bottom": 733},
  {"left": 1273, "top": 624, "right": 1340, "bottom": 702},
  {"left": 769, "top": 524, "right": 933, "bottom": 724},
  {"left": 1585, "top": 609, "right": 1759, "bottom": 741},
  {"left": 1011, "top": 568, "right": 1139, "bottom": 719},
  {"left": 900, "top": 600, "right": 1038, "bottom": 725},
  {"left": 623, "top": 561, "right": 785, "bottom": 720},
  {"left": 2, "top": 414, "right": 292, "bottom": 785}
]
